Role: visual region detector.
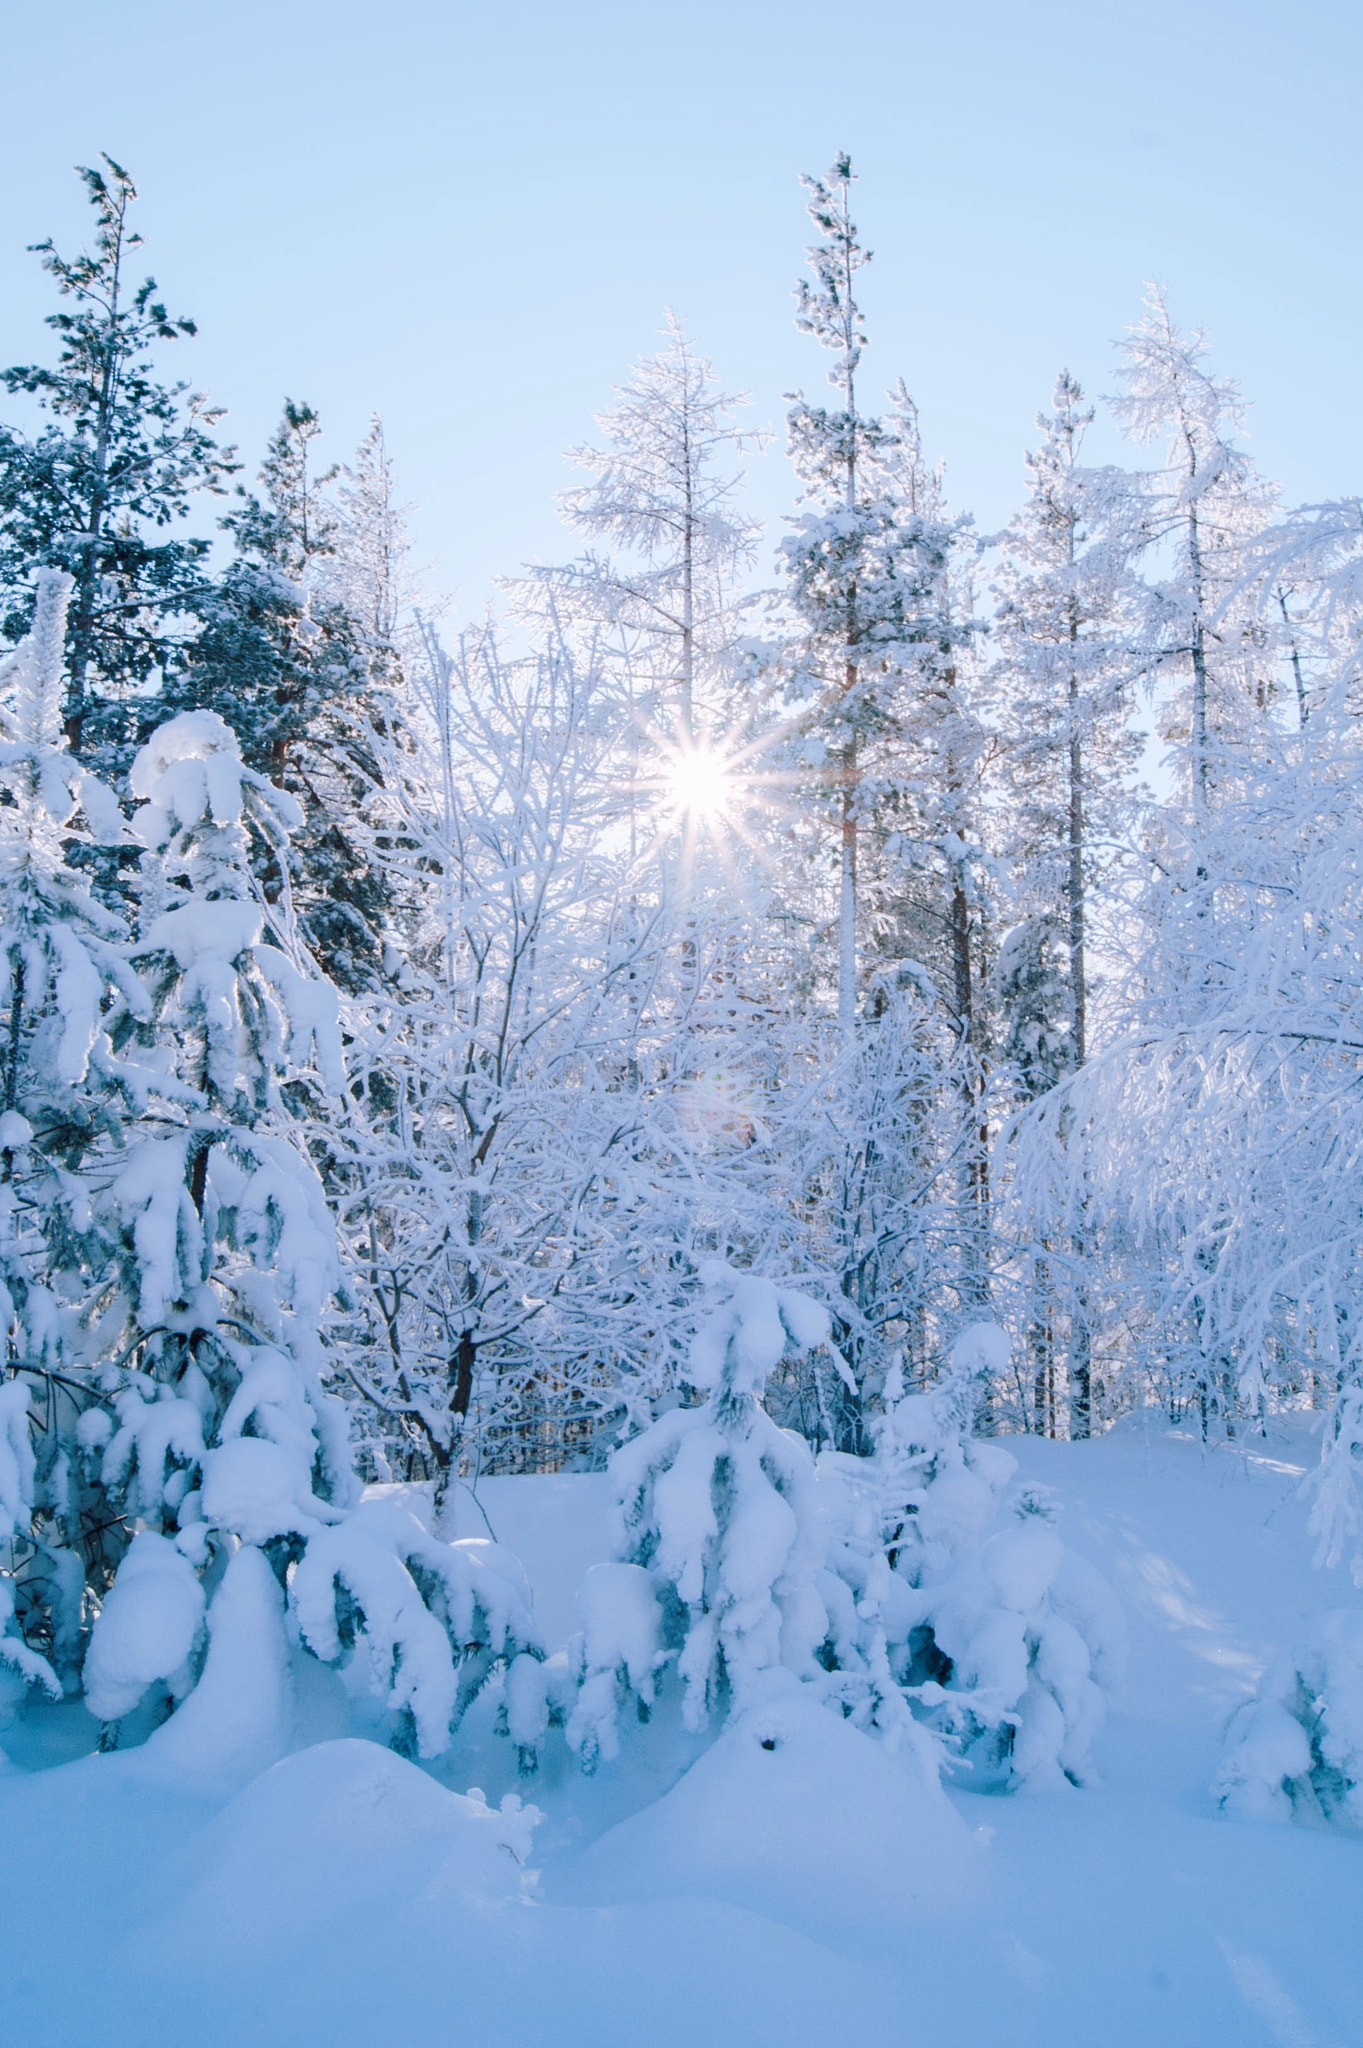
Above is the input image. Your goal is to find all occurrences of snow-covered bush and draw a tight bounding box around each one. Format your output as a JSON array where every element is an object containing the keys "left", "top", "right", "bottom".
[
  {"left": 566, "top": 1268, "right": 838, "bottom": 1768},
  {"left": 1218, "top": 1610, "right": 1363, "bottom": 1831},
  {"left": 564, "top": 1297, "right": 1123, "bottom": 1790},
  {"left": 854, "top": 1328, "right": 1125, "bottom": 1791},
  {"left": 904, "top": 1486, "right": 1125, "bottom": 1791},
  {"left": 291, "top": 1500, "right": 542, "bottom": 1759}
]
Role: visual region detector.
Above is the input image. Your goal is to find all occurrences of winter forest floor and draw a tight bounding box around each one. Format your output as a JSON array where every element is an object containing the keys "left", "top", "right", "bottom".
[{"left": 3, "top": 1415, "right": 1361, "bottom": 2048}]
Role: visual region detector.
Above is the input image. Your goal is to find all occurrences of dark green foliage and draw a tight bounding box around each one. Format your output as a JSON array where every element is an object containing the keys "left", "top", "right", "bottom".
[
  {"left": 0, "top": 156, "right": 236, "bottom": 768},
  {"left": 172, "top": 402, "right": 392, "bottom": 989}
]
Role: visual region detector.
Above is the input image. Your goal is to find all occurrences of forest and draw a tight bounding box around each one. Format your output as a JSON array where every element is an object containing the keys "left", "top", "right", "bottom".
[{"left": 1, "top": 148, "right": 1362, "bottom": 2048}]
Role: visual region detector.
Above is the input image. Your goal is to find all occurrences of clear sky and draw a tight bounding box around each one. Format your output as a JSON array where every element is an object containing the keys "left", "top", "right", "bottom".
[{"left": 2, "top": 0, "right": 1360, "bottom": 613}]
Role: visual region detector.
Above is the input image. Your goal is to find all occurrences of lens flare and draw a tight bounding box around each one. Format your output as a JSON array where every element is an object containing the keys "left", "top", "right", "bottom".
[{"left": 665, "top": 745, "right": 733, "bottom": 821}]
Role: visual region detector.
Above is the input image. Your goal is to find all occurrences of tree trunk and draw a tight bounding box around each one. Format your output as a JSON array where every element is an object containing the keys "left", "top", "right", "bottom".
[{"left": 838, "top": 720, "right": 858, "bottom": 1035}]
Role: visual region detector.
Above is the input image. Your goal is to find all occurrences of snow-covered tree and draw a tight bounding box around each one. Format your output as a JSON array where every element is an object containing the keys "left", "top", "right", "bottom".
[
  {"left": 862, "top": 1327, "right": 1125, "bottom": 1789},
  {"left": 1218, "top": 1609, "right": 1363, "bottom": 1831},
  {"left": 0, "top": 569, "right": 143, "bottom": 1694},
  {"left": 326, "top": 620, "right": 684, "bottom": 1493},
  {"left": 781, "top": 158, "right": 970, "bottom": 1037},
  {"left": 990, "top": 371, "right": 1144, "bottom": 1091},
  {"left": 527, "top": 312, "right": 763, "bottom": 746},
  {"left": 1111, "top": 286, "right": 1278, "bottom": 819},
  {"left": 318, "top": 414, "right": 416, "bottom": 691},
  {"left": 176, "top": 403, "right": 389, "bottom": 990},
  {"left": 1018, "top": 672, "right": 1363, "bottom": 1460},
  {"left": 566, "top": 1268, "right": 839, "bottom": 1767},
  {"left": 989, "top": 373, "right": 1146, "bottom": 1432}
]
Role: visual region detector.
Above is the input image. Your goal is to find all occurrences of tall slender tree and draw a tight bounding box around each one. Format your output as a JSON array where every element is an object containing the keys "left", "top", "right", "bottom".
[
  {"left": 527, "top": 312, "right": 763, "bottom": 748},
  {"left": 781, "top": 159, "right": 968, "bottom": 1038},
  {"left": 0, "top": 157, "right": 235, "bottom": 763},
  {"left": 1111, "top": 286, "right": 1276, "bottom": 821},
  {"left": 990, "top": 373, "right": 1143, "bottom": 1431}
]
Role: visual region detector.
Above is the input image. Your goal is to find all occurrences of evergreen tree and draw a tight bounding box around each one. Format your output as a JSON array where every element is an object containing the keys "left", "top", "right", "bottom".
[
  {"left": 781, "top": 158, "right": 967, "bottom": 1038},
  {"left": 177, "top": 404, "right": 392, "bottom": 989},
  {"left": 0, "top": 635, "right": 542, "bottom": 1764},
  {"left": 319, "top": 415, "right": 416, "bottom": 691},
  {"left": 567, "top": 1268, "right": 839, "bottom": 1764},
  {"left": 0, "top": 157, "right": 235, "bottom": 764},
  {"left": 0, "top": 569, "right": 137, "bottom": 1692}
]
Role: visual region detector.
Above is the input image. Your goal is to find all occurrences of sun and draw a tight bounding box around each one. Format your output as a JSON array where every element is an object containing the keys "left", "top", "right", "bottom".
[{"left": 663, "top": 744, "right": 734, "bottom": 823}]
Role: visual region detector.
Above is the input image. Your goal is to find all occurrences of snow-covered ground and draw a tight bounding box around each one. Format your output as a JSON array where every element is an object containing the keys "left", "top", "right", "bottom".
[{"left": 3, "top": 1415, "right": 1361, "bottom": 2048}]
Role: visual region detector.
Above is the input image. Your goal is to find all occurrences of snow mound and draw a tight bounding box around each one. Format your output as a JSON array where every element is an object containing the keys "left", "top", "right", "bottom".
[
  {"left": 135, "top": 1737, "right": 539, "bottom": 1972},
  {"left": 135, "top": 1544, "right": 293, "bottom": 1796},
  {"left": 570, "top": 1680, "right": 980, "bottom": 1938}
]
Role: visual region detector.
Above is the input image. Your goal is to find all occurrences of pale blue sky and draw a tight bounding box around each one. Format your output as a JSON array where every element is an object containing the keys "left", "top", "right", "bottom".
[{"left": 2, "top": 0, "right": 1360, "bottom": 611}]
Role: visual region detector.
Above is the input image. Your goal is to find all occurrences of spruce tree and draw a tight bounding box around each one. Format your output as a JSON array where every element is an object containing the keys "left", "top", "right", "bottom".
[
  {"left": 0, "top": 157, "right": 235, "bottom": 765},
  {"left": 177, "top": 404, "right": 391, "bottom": 990},
  {"left": 781, "top": 156, "right": 968, "bottom": 1037}
]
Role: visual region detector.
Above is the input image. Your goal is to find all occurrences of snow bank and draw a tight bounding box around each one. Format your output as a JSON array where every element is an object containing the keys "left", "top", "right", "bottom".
[
  {"left": 570, "top": 1677, "right": 979, "bottom": 1938},
  {"left": 137, "top": 1737, "right": 539, "bottom": 1971}
]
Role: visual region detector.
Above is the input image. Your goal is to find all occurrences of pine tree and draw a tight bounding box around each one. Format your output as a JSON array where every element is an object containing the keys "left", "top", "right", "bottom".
[
  {"left": 0, "top": 157, "right": 235, "bottom": 764},
  {"left": 567, "top": 1268, "right": 838, "bottom": 1764},
  {"left": 65, "top": 706, "right": 541, "bottom": 1764},
  {"left": 177, "top": 403, "right": 391, "bottom": 989},
  {"left": 781, "top": 159, "right": 968, "bottom": 1037}
]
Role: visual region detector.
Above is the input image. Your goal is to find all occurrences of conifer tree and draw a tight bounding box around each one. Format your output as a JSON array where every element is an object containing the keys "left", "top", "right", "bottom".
[
  {"left": 781, "top": 157, "right": 968, "bottom": 1038},
  {"left": 0, "top": 569, "right": 139, "bottom": 1691},
  {"left": 177, "top": 404, "right": 391, "bottom": 989},
  {"left": 0, "top": 157, "right": 235, "bottom": 764}
]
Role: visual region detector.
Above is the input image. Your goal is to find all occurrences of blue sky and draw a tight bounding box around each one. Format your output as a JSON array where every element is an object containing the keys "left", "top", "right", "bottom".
[{"left": 2, "top": 0, "right": 1360, "bottom": 612}]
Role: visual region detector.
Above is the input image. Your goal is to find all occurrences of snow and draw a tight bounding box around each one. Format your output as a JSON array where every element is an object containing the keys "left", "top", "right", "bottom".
[
  {"left": 82, "top": 1530, "right": 206, "bottom": 1721},
  {"left": 134, "top": 1738, "right": 539, "bottom": 1971},
  {"left": 199, "top": 1434, "right": 333, "bottom": 1543},
  {"left": 2, "top": 1419, "right": 1363, "bottom": 2046},
  {"left": 567, "top": 1676, "right": 979, "bottom": 1939},
  {"left": 136, "top": 1542, "right": 293, "bottom": 1794},
  {"left": 144, "top": 896, "right": 263, "bottom": 970},
  {"left": 0, "top": 1373, "right": 36, "bottom": 1541}
]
